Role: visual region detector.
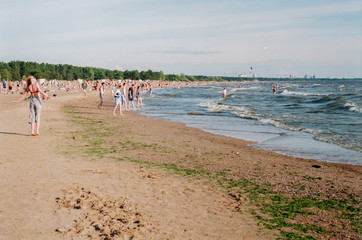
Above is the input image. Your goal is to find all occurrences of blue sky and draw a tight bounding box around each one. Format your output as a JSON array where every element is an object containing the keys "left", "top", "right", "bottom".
[{"left": 1, "top": 0, "right": 361, "bottom": 77}]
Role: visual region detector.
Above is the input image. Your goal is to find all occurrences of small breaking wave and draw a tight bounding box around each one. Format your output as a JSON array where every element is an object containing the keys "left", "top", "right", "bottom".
[
  {"left": 281, "top": 90, "right": 329, "bottom": 96},
  {"left": 229, "top": 86, "right": 261, "bottom": 92},
  {"left": 199, "top": 101, "right": 251, "bottom": 113},
  {"left": 345, "top": 102, "right": 362, "bottom": 113},
  {"left": 314, "top": 134, "right": 362, "bottom": 152}
]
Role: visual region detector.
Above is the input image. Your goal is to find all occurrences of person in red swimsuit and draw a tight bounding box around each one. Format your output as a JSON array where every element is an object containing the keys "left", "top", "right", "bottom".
[{"left": 14, "top": 76, "right": 49, "bottom": 136}]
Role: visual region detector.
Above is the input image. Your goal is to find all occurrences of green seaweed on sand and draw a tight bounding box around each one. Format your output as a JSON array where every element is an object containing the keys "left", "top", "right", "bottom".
[{"left": 63, "top": 103, "right": 362, "bottom": 240}]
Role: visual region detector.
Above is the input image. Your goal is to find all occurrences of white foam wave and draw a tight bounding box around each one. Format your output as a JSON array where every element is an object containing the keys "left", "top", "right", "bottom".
[
  {"left": 200, "top": 101, "right": 358, "bottom": 150},
  {"left": 314, "top": 135, "right": 362, "bottom": 152},
  {"left": 229, "top": 86, "right": 261, "bottom": 92},
  {"left": 345, "top": 102, "right": 362, "bottom": 113},
  {"left": 281, "top": 90, "right": 329, "bottom": 96},
  {"left": 304, "top": 128, "right": 325, "bottom": 135},
  {"left": 199, "top": 101, "right": 251, "bottom": 113}
]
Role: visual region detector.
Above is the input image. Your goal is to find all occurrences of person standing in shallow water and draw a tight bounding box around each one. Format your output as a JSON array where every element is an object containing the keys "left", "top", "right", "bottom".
[
  {"left": 136, "top": 85, "right": 143, "bottom": 110},
  {"left": 13, "top": 76, "right": 49, "bottom": 136},
  {"left": 223, "top": 88, "right": 227, "bottom": 98},
  {"left": 128, "top": 84, "right": 136, "bottom": 110},
  {"left": 272, "top": 85, "right": 276, "bottom": 95}
]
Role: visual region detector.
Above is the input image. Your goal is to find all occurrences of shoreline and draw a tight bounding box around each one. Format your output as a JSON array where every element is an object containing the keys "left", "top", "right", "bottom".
[
  {"left": 139, "top": 84, "right": 362, "bottom": 166},
  {"left": 1, "top": 86, "right": 361, "bottom": 239},
  {"left": 65, "top": 92, "right": 361, "bottom": 239},
  {"left": 141, "top": 110, "right": 362, "bottom": 166}
]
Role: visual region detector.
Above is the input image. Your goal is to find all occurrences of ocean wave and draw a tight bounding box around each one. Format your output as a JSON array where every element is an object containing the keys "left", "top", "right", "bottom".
[
  {"left": 258, "top": 118, "right": 302, "bottom": 132},
  {"left": 199, "top": 101, "right": 251, "bottom": 113},
  {"left": 314, "top": 135, "right": 362, "bottom": 152},
  {"left": 304, "top": 128, "right": 325, "bottom": 135},
  {"left": 229, "top": 86, "right": 261, "bottom": 92},
  {"left": 345, "top": 102, "right": 362, "bottom": 113},
  {"left": 281, "top": 90, "right": 329, "bottom": 96}
]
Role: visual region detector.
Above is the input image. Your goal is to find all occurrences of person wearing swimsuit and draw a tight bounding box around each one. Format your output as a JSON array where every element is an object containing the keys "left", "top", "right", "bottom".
[
  {"left": 14, "top": 76, "right": 49, "bottom": 136},
  {"left": 136, "top": 85, "right": 143, "bottom": 110}
]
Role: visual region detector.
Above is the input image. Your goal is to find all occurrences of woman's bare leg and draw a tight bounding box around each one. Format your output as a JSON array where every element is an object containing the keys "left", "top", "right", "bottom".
[
  {"left": 113, "top": 104, "right": 117, "bottom": 115},
  {"left": 30, "top": 123, "right": 35, "bottom": 135},
  {"left": 36, "top": 122, "right": 40, "bottom": 135}
]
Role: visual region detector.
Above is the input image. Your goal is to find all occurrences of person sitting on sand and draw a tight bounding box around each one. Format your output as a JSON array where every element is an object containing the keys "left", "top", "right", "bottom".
[{"left": 13, "top": 76, "right": 49, "bottom": 136}]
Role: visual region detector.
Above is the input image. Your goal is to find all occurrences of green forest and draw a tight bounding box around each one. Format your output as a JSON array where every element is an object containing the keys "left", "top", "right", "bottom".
[{"left": 0, "top": 61, "right": 249, "bottom": 82}]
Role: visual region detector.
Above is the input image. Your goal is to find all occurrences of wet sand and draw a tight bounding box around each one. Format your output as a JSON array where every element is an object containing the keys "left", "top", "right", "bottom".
[{"left": 0, "top": 88, "right": 360, "bottom": 240}]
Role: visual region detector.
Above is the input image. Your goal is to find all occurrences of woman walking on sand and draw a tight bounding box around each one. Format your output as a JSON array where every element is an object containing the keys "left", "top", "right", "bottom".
[
  {"left": 98, "top": 82, "right": 105, "bottom": 109},
  {"left": 13, "top": 76, "right": 49, "bottom": 136}
]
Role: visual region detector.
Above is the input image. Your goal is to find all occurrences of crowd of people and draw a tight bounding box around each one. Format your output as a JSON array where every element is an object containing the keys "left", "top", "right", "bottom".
[
  {"left": 79, "top": 79, "right": 154, "bottom": 115},
  {"left": 5, "top": 76, "right": 210, "bottom": 136},
  {"left": 6, "top": 77, "right": 157, "bottom": 136}
]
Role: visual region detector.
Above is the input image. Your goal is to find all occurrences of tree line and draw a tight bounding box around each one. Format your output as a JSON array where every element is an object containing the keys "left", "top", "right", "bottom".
[{"left": 0, "top": 61, "right": 250, "bottom": 82}]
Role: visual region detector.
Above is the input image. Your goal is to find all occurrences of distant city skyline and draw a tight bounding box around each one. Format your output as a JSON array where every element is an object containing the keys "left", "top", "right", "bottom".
[{"left": 1, "top": 0, "right": 361, "bottom": 78}]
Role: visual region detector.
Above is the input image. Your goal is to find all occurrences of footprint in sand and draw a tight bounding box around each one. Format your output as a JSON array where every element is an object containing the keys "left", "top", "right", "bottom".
[{"left": 54, "top": 186, "right": 152, "bottom": 239}]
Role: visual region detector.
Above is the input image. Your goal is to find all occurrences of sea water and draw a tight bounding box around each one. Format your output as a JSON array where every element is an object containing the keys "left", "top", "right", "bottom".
[{"left": 140, "top": 79, "right": 362, "bottom": 165}]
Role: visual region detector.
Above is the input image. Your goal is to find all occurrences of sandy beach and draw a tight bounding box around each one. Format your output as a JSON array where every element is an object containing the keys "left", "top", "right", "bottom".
[{"left": 0, "top": 87, "right": 361, "bottom": 240}]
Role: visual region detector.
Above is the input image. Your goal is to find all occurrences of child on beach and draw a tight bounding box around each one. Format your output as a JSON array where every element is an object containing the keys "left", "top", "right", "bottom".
[{"left": 13, "top": 76, "right": 49, "bottom": 136}]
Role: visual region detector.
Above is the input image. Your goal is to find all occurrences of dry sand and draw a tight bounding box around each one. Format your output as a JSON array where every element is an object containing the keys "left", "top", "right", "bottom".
[
  {"left": 0, "top": 88, "right": 361, "bottom": 240},
  {"left": 0, "top": 91, "right": 265, "bottom": 240}
]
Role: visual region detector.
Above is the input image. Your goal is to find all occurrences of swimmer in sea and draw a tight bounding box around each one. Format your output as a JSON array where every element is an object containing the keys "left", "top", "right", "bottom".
[
  {"left": 272, "top": 85, "right": 276, "bottom": 95},
  {"left": 223, "top": 88, "right": 227, "bottom": 98}
]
